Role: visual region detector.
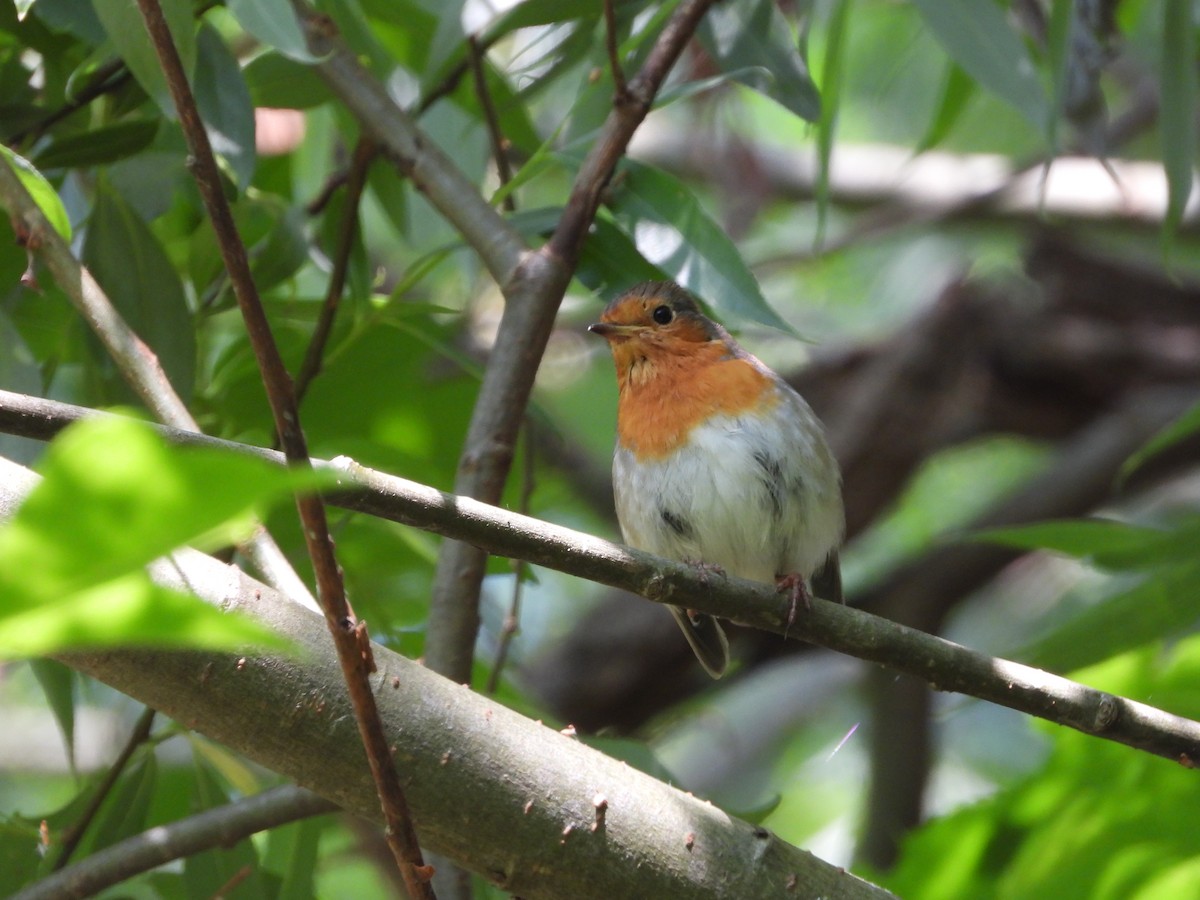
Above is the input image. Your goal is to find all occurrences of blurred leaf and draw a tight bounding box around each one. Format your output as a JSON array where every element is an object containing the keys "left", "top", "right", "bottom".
[
  {"left": 184, "top": 761, "right": 267, "bottom": 900},
  {"left": 1025, "top": 560, "right": 1200, "bottom": 672},
  {"left": 611, "top": 161, "right": 797, "bottom": 335},
  {"left": 1045, "top": 0, "right": 1073, "bottom": 153},
  {"left": 1161, "top": 0, "right": 1197, "bottom": 240},
  {"left": 194, "top": 25, "right": 256, "bottom": 190},
  {"left": 0, "top": 145, "right": 72, "bottom": 239},
  {"left": 91, "top": 0, "right": 196, "bottom": 119},
  {"left": 697, "top": 0, "right": 821, "bottom": 122},
  {"left": 480, "top": 0, "right": 597, "bottom": 36},
  {"left": 30, "top": 0, "right": 106, "bottom": 45},
  {"left": 244, "top": 52, "right": 332, "bottom": 109},
  {"left": 33, "top": 119, "right": 159, "bottom": 169},
  {"left": 29, "top": 658, "right": 77, "bottom": 770},
  {"left": 973, "top": 517, "right": 1200, "bottom": 572},
  {"left": 815, "top": 0, "right": 850, "bottom": 246},
  {"left": 1121, "top": 398, "right": 1200, "bottom": 482},
  {"left": 915, "top": 61, "right": 975, "bottom": 154},
  {"left": 266, "top": 816, "right": 324, "bottom": 900},
  {"left": 0, "top": 416, "right": 316, "bottom": 657},
  {"left": 90, "top": 752, "right": 158, "bottom": 855},
  {"left": 229, "top": 0, "right": 317, "bottom": 63},
  {"left": 83, "top": 181, "right": 196, "bottom": 400},
  {"left": 911, "top": 0, "right": 1047, "bottom": 133}
]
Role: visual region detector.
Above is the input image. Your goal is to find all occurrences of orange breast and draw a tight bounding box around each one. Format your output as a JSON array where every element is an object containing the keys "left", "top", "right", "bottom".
[{"left": 614, "top": 344, "right": 777, "bottom": 460}]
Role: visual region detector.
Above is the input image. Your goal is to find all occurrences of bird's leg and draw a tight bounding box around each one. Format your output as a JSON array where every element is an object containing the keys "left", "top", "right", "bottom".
[{"left": 775, "top": 572, "right": 811, "bottom": 632}]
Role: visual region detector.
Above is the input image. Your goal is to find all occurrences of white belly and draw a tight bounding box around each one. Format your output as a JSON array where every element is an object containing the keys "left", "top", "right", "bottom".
[{"left": 612, "top": 398, "right": 843, "bottom": 584}]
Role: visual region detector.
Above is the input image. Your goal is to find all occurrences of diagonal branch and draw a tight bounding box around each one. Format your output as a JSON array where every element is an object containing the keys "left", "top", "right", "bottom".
[
  {"left": 2, "top": 388, "right": 1199, "bottom": 764},
  {"left": 0, "top": 114, "right": 312, "bottom": 613},
  {"left": 130, "top": 2, "right": 430, "bottom": 894}
]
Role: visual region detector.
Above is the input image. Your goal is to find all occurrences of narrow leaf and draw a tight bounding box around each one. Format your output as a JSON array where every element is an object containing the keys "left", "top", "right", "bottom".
[
  {"left": 911, "top": 0, "right": 1048, "bottom": 133},
  {"left": 1161, "top": 0, "right": 1197, "bottom": 240},
  {"left": 0, "top": 145, "right": 72, "bottom": 239}
]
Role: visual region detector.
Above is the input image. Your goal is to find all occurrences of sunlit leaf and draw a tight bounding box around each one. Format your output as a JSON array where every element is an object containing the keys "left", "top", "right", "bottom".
[
  {"left": 611, "top": 161, "right": 797, "bottom": 335},
  {"left": 0, "top": 145, "right": 72, "bottom": 239},
  {"left": 697, "top": 0, "right": 821, "bottom": 122}
]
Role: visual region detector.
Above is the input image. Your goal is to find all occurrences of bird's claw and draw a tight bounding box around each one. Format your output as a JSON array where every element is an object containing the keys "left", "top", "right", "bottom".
[
  {"left": 775, "top": 573, "right": 811, "bottom": 634},
  {"left": 685, "top": 559, "right": 726, "bottom": 586}
]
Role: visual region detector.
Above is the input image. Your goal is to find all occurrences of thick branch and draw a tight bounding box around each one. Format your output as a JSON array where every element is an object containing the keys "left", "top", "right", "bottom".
[
  {"left": 2, "top": 390, "right": 1199, "bottom": 764},
  {"left": 131, "top": 2, "right": 429, "bottom": 892},
  {"left": 0, "top": 458, "right": 891, "bottom": 900}
]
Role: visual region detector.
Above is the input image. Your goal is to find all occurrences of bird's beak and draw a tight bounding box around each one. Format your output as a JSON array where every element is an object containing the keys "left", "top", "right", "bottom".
[{"left": 588, "top": 322, "right": 638, "bottom": 340}]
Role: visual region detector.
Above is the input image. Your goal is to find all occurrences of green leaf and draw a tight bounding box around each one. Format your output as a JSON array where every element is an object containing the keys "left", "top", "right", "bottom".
[
  {"left": 478, "top": 0, "right": 596, "bottom": 36},
  {"left": 0, "top": 145, "right": 72, "bottom": 239},
  {"left": 0, "top": 416, "right": 316, "bottom": 657},
  {"left": 1025, "top": 560, "right": 1200, "bottom": 672},
  {"left": 973, "top": 519, "right": 1172, "bottom": 571},
  {"left": 244, "top": 52, "right": 332, "bottom": 109},
  {"left": 83, "top": 181, "right": 196, "bottom": 400},
  {"left": 1045, "top": 0, "right": 1074, "bottom": 153},
  {"left": 911, "top": 0, "right": 1048, "bottom": 134},
  {"left": 91, "top": 0, "right": 196, "bottom": 119},
  {"left": 1121, "top": 399, "right": 1200, "bottom": 482},
  {"left": 266, "top": 816, "right": 324, "bottom": 900},
  {"left": 29, "top": 659, "right": 77, "bottom": 770},
  {"left": 194, "top": 24, "right": 256, "bottom": 190},
  {"left": 33, "top": 119, "right": 160, "bottom": 169},
  {"left": 228, "top": 0, "right": 317, "bottom": 63},
  {"left": 697, "top": 0, "right": 821, "bottom": 122},
  {"left": 90, "top": 753, "right": 158, "bottom": 855},
  {"left": 611, "top": 161, "right": 797, "bottom": 335},
  {"left": 815, "top": 0, "right": 851, "bottom": 246},
  {"left": 915, "top": 61, "right": 976, "bottom": 155},
  {"left": 1161, "top": 0, "right": 1197, "bottom": 240}
]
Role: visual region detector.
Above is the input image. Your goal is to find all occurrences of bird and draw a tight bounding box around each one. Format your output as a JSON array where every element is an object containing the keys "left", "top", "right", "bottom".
[{"left": 588, "top": 281, "right": 844, "bottom": 678}]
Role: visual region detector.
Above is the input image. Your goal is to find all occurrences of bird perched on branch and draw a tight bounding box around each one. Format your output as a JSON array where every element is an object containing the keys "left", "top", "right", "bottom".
[{"left": 589, "top": 281, "right": 844, "bottom": 678}]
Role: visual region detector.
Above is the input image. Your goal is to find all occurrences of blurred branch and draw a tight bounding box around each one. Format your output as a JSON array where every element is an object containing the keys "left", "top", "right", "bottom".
[
  {"left": 296, "top": 136, "right": 375, "bottom": 405},
  {"left": 131, "top": 2, "right": 430, "bottom": 894},
  {"left": 467, "top": 37, "right": 515, "bottom": 212},
  {"left": 0, "top": 112, "right": 314, "bottom": 612},
  {"left": 0, "top": 457, "right": 891, "bottom": 900},
  {"left": 3, "top": 390, "right": 1200, "bottom": 764},
  {"left": 18, "top": 786, "right": 336, "bottom": 900},
  {"left": 51, "top": 708, "right": 156, "bottom": 872}
]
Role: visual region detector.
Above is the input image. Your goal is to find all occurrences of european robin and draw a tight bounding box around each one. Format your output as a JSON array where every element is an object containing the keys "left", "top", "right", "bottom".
[{"left": 589, "top": 281, "right": 844, "bottom": 678}]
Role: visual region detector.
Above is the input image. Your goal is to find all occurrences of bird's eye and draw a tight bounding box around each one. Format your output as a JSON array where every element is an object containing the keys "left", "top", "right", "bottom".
[{"left": 652, "top": 304, "right": 673, "bottom": 325}]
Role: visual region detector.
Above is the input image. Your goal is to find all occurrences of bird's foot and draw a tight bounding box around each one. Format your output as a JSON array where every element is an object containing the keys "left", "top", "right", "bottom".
[
  {"left": 775, "top": 572, "right": 811, "bottom": 633},
  {"left": 684, "top": 559, "right": 726, "bottom": 587}
]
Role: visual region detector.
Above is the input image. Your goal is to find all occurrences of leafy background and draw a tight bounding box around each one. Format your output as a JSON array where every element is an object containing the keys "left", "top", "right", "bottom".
[{"left": 2, "top": 0, "right": 1200, "bottom": 897}]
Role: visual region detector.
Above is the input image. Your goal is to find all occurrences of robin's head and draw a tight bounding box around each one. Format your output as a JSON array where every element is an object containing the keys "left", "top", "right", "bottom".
[{"left": 588, "top": 282, "right": 723, "bottom": 371}]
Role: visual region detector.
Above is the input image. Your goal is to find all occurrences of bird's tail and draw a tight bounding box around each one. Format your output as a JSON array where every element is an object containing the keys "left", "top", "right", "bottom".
[{"left": 669, "top": 606, "right": 730, "bottom": 678}]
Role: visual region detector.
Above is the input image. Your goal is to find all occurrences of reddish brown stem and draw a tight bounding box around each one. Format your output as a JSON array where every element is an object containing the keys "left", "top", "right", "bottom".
[{"left": 130, "top": 2, "right": 433, "bottom": 895}]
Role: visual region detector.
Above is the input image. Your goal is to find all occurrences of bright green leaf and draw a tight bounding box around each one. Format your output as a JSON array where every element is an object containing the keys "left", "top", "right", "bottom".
[
  {"left": 611, "top": 161, "right": 798, "bottom": 335},
  {"left": 0, "top": 145, "right": 72, "bottom": 239},
  {"left": 91, "top": 0, "right": 196, "bottom": 119},
  {"left": 911, "top": 0, "right": 1048, "bottom": 134},
  {"left": 229, "top": 0, "right": 317, "bottom": 63},
  {"left": 697, "top": 0, "right": 821, "bottom": 123},
  {"left": 916, "top": 61, "right": 976, "bottom": 155},
  {"left": 83, "top": 181, "right": 196, "bottom": 400},
  {"left": 972, "top": 519, "right": 1171, "bottom": 571}
]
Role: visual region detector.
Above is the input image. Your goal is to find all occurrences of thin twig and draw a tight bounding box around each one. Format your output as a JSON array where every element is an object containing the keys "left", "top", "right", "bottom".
[
  {"left": 467, "top": 36, "right": 516, "bottom": 212},
  {"left": 486, "top": 420, "right": 536, "bottom": 694},
  {"left": 51, "top": 707, "right": 156, "bottom": 871},
  {"left": 18, "top": 786, "right": 336, "bottom": 900},
  {"left": 295, "top": 136, "right": 376, "bottom": 404},
  {"left": 129, "top": 3, "right": 433, "bottom": 895},
  {"left": 603, "top": 0, "right": 629, "bottom": 100},
  {"left": 8, "top": 60, "right": 131, "bottom": 147},
  {"left": 4, "top": 387, "right": 1199, "bottom": 763}
]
